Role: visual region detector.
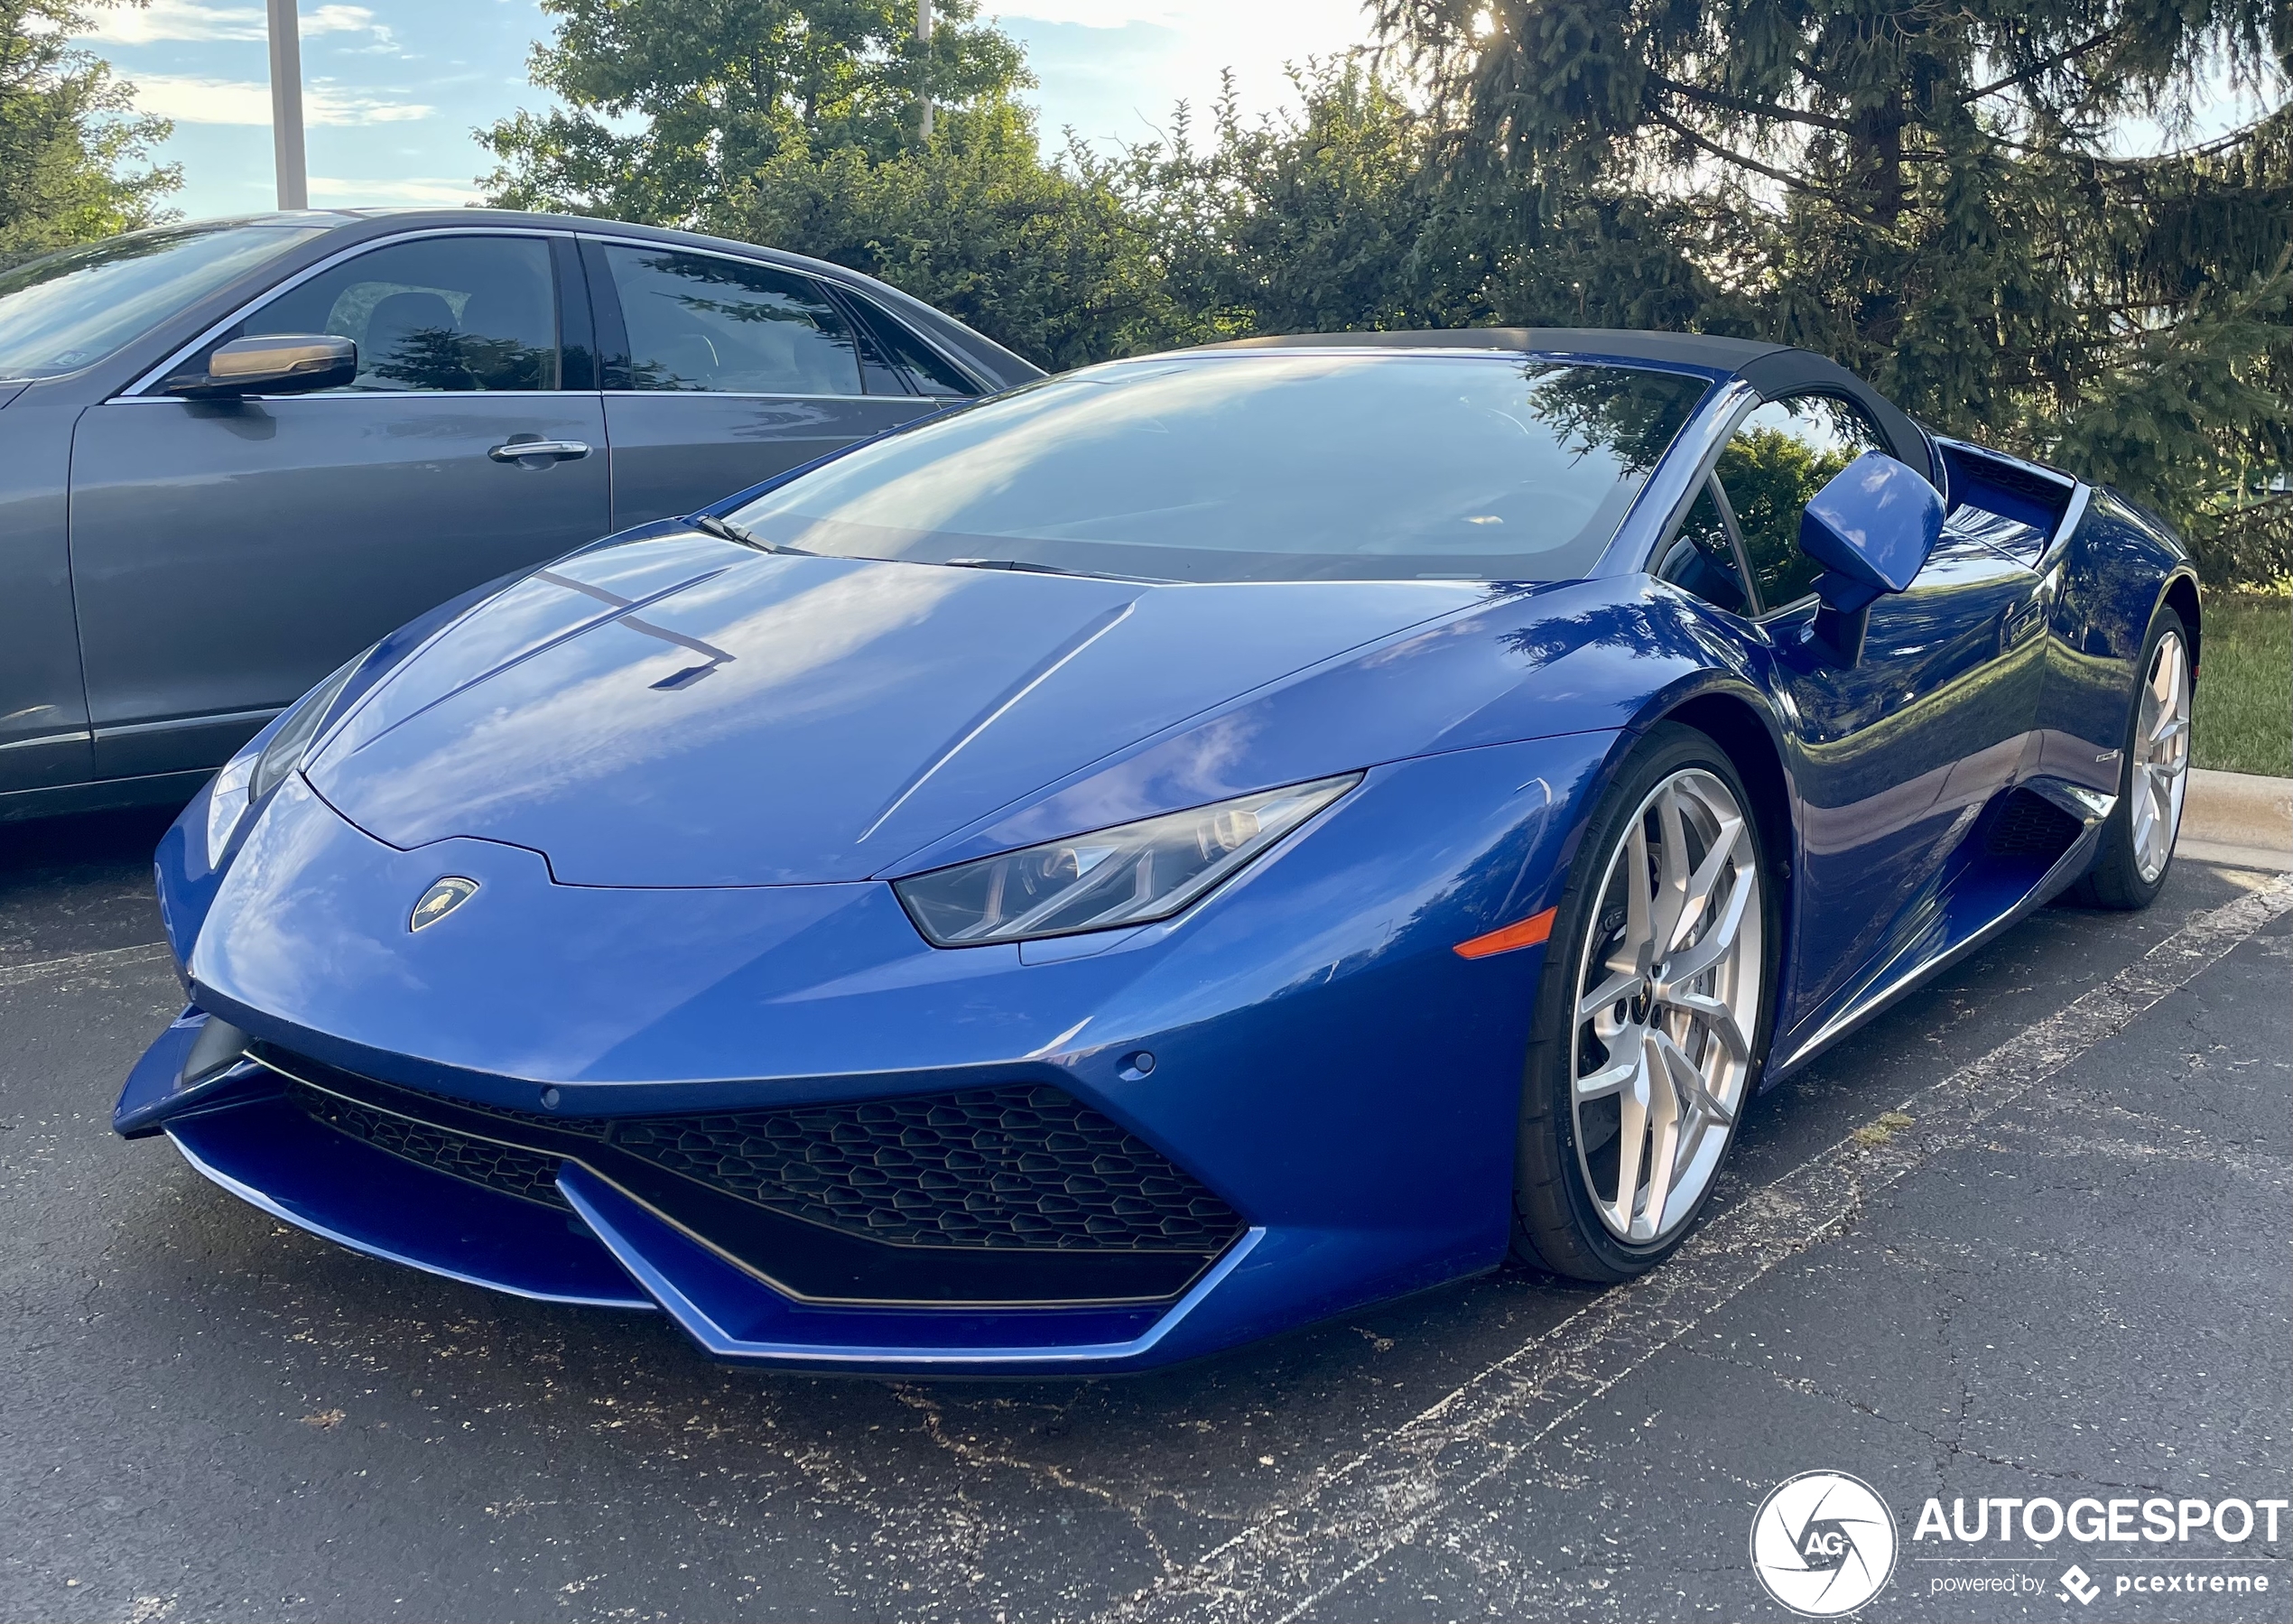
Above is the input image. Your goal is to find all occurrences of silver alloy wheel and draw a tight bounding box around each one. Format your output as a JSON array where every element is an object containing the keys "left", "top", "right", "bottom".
[
  {"left": 1569, "top": 768, "right": 1763, "bottom": 1245},
  {"left": 2131, "top": 629, "right": 2192, "bottom": 884}
]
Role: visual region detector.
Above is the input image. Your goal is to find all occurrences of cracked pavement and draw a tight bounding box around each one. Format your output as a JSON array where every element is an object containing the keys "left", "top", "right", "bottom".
[{"left": 2, "top": 805, "right": 2286, "bottom": 1623}]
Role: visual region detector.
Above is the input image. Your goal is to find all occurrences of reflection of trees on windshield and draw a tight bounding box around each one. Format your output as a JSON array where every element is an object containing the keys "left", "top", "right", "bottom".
[
  {"left": 1520, "top": 363, "right": 1710, "bottom": 476},
  {"left": 0, "top": 223, "right": 323, "bottom": 379},
  {"left": 730, "top": 356, "right": 1713, "bottom": 584},
  {"left": 0, "top": 226, "right": 222, "bottom": 292}
]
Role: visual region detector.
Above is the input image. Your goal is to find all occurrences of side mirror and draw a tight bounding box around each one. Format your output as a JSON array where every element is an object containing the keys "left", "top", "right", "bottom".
[
  {"left": 164, "top": 334, "right": 357, "bottom": 398},
  {"left": 1798, "top": 451, "right": 1944, "bottom": 661}
]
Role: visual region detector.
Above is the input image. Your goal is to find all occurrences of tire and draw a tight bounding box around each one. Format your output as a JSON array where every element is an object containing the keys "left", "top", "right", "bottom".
[
  {"left": 1510, "top": 724, "right": 1777, "bottom": 1283},
  {"left": 2065, "top": 605, "right": 2193, "bottom": 912}
]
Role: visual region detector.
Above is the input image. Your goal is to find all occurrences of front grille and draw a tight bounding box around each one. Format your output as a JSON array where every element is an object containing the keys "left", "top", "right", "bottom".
[
  {"left": 292, "top": 1083, "right": 571, "bottom": 1210},
  {"left": 608, "top": 1088, "right": 1239, "bottom": 1252},
  {"left": 265, "top": 1046, "right": 1242, "bottom": 1305}
]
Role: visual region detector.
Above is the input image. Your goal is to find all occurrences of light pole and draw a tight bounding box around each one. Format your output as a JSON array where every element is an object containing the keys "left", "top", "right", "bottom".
[
  {"left": 266, "top": 0, "right": 307, "bottom": 209},
  {"left": 915, "top": 0, "right": 933, "bottom": 141}
]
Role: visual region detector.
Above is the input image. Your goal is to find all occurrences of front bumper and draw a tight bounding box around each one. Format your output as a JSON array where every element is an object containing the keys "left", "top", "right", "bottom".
[
  {"left": 133, "top": 1016, "right": 1267, "bottom": 1370},
  {"left": 123, "top": 733, "right": 1615, "bottom": 1373}
]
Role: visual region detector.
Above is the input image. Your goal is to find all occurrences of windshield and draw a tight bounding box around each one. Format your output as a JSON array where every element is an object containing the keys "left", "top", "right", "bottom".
[
  {"left": 728, "top": 352, "right": 1713, "bottom": 583},
  {"left": 0, "top": 222, "right": 326, "bottom": 381}
]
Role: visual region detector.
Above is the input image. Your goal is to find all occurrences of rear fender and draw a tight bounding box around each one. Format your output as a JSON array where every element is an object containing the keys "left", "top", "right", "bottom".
[{"left": 2031, "top": 489, "right": 2196, "bottom": 804}]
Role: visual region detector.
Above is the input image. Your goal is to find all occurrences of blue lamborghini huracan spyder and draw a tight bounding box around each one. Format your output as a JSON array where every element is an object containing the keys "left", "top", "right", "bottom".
[{"left": 117, "top": 329, "right": 2198, "bottom": 1373}]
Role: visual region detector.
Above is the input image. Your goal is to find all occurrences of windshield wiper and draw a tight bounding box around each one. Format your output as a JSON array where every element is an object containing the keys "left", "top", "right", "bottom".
[
  {"left": 693, "top": 526, "right": 1146, "bottom": 581},
  {"left": 939, "top": 556, "right": 1175, "bottom": 583},
  {"left": 941, "top": 556, "right": 1090, "bottom": 576},
  {"left": 689, "top": 513, "right": 811, "bottom": 555}
]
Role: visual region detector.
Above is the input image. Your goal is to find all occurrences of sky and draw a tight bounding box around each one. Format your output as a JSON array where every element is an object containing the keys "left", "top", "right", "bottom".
[{"left": 75, "top": 0, "right": 1384, "bottom": 220}]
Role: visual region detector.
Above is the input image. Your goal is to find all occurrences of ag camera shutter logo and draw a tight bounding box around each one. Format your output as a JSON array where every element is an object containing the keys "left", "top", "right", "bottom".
[{"left": 1750, "top": 1471, "right": 1898, "bottom": 1616}]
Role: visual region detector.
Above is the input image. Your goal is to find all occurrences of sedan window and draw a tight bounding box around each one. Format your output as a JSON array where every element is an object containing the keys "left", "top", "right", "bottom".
[
  {"left": 200, "top": 234, "right": 561, "bottom": 392},
  {"left": 846, "top": 294, "right": 977, "bottom": 396},
  {"left": 602, "top": 246, "right": 865, "bottom": 396},
  {"left": 1713, "top": 394, "right": 1890, "bottom": 609}
]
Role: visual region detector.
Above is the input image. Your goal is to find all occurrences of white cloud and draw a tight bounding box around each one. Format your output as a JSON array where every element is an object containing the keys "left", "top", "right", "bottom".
[
  {"left": 87, "top": 0, "right": 392, "bottom": 45},
  {"left": 87, "top": 0, "right": 261, "bottom": 42},
  {"left": 129, "top": 72, "right": 432, "bottom": 125},
  {"left": 994, "top": 2, "right": 1367, "bottom": 35},
  {"left": 994, "top": 3, "right": 1203, "bottom": 22},
  {"left": 995, "top": 1, "right": 1383, "bottom": 153},
  {"left": 304, "top": 4, "right": 384, "bottom": 33},
  {"left": 307, "top": 175, "right": 484, "bottom": 205}
]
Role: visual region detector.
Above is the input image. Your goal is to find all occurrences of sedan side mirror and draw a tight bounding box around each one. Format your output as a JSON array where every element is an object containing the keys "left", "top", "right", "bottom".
[
  {"left": 164, "top": 334, "right": 357, "bottom": 398},
  {"left": 1799, "top": 451, "right": 1944, "bottom": 662}
]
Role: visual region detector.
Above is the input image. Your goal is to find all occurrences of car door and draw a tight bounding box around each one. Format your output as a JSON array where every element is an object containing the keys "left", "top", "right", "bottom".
[
  {"left": 1708, "top": 394, "right": 2045, "bottom": 1034},
  {"left": 584, "top": 239, "right": 944, "bottom": 529},
  {"left": 68, "top": 229, "right": 610, "bottom": 779}
]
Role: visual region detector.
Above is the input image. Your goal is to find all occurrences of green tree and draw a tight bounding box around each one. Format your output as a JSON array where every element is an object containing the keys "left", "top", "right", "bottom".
[
  {"left": 716, "top": 60, "right": 1478, "bottom": 369},
  {"left": 710, "top": 102, "right": 1186, "bottom": 368},
  {"left": 480, "top": 0, "right": 1029, "bottom": 227},
  {"left": 1113, "top": 61, "right": 1457, "bottom": 338},
  {"left": 1377, "top": 0, "right": 2293, "bottom": 582},
  {"left": 1, "top": 0, "right": 178, "bottom": 261}
]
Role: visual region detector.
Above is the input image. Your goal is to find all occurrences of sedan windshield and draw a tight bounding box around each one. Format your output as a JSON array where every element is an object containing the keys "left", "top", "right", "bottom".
[
  {"left": 0, "top": 222, "right": 325, "bottom": 381},
  {"left": 728, "top": 351, "right": 1713, "bottom": 583}
]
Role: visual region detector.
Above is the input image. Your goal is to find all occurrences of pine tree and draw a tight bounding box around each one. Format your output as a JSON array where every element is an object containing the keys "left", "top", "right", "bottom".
[{"left": 1377, "top": 0, "right": 2293, "bottom": 582}]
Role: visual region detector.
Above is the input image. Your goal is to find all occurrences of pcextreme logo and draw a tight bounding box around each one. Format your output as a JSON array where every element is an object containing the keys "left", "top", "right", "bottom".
[{"left": 1750, "top": 1471, "right": 1898, "bottom": 1616}]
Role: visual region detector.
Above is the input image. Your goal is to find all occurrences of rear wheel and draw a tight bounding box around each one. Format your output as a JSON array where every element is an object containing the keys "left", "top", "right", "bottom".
[
  {"left": 2068, "top": 607, "right": 2191, "bottom": 911},
  {"left": 1510, "top": 726, "right": 1774, "bottom": 1282}
]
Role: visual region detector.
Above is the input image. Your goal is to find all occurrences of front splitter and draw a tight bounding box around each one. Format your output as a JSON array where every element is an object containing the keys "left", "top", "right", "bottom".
[{"left": 163, "top": 1084, "right": 1264, "bottom": 1375}]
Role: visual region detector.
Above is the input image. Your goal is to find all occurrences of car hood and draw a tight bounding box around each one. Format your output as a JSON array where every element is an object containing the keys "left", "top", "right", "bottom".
[{"left": 305, "top": 530, "right": 1482, "bottom": 886}]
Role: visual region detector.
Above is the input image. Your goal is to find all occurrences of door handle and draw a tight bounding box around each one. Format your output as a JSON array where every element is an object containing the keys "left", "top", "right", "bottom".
[
  {"left": 488, "top": 438, "right": 590, "bottom": 463},
  {"left": 2001, "top": 599, "right": 2046, "bottom": 650}
]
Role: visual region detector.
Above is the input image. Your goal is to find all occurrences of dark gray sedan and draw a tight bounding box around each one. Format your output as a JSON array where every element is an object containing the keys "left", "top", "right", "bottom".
[{"left": 0, "top": 209, "right": 1042, "bottom": 820}]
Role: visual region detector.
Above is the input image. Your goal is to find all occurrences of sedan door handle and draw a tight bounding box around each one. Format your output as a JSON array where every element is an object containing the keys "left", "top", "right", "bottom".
[{"left": 488, "top": 438, "right": 591, "bottom": 463}]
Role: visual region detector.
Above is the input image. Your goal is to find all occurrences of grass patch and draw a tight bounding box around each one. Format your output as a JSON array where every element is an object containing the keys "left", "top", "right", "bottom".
[{"left": 2195, "top": 590, "right": 2291, "bottom": 776}]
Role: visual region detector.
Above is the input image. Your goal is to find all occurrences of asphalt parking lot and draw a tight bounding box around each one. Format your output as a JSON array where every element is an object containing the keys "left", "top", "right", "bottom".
[{"left": 3, "top": 805, "right": 2287, "bottom": 1623}]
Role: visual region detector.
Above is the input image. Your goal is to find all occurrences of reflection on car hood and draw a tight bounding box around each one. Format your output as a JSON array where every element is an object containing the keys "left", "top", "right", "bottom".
[{"left": 304, "top": 531, "right": 1481, "bottom": 886}]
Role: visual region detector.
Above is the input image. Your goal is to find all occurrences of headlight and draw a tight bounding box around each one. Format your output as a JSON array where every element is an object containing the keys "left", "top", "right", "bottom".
[
  {"left": 894, "top": 774, "right": 1360, "bottom": 947},
  {"left": 204, "top": 649, "right": 369, "bottom": 865}
]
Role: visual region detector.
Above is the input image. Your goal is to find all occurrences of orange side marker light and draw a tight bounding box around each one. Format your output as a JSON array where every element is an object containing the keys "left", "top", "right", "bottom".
[{"left": 1453, "top": 906, "right": 1556, "bottom": 960}]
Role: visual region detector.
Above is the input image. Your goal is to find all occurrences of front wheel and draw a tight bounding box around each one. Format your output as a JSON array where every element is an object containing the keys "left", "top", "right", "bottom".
[
  {"left": 1510, "top": 726, "right": 1774, "bottom": 1283},
  {"left": 2067, "top": 607, "right": 2192, "bottom": 911}
]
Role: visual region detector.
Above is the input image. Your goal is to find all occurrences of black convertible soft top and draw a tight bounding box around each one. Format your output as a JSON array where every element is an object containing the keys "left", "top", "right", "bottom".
[{"left": 1202, "top": 327, "right": 1936, "bottom": 484}]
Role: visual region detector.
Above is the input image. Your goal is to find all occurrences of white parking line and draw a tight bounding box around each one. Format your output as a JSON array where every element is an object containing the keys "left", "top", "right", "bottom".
[
  {"left": 1097, "top": 875, "right": 2293, "bottom": 1624},
  {"left": 0, "top": 941, "right": 172, "bottom": 991}
]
